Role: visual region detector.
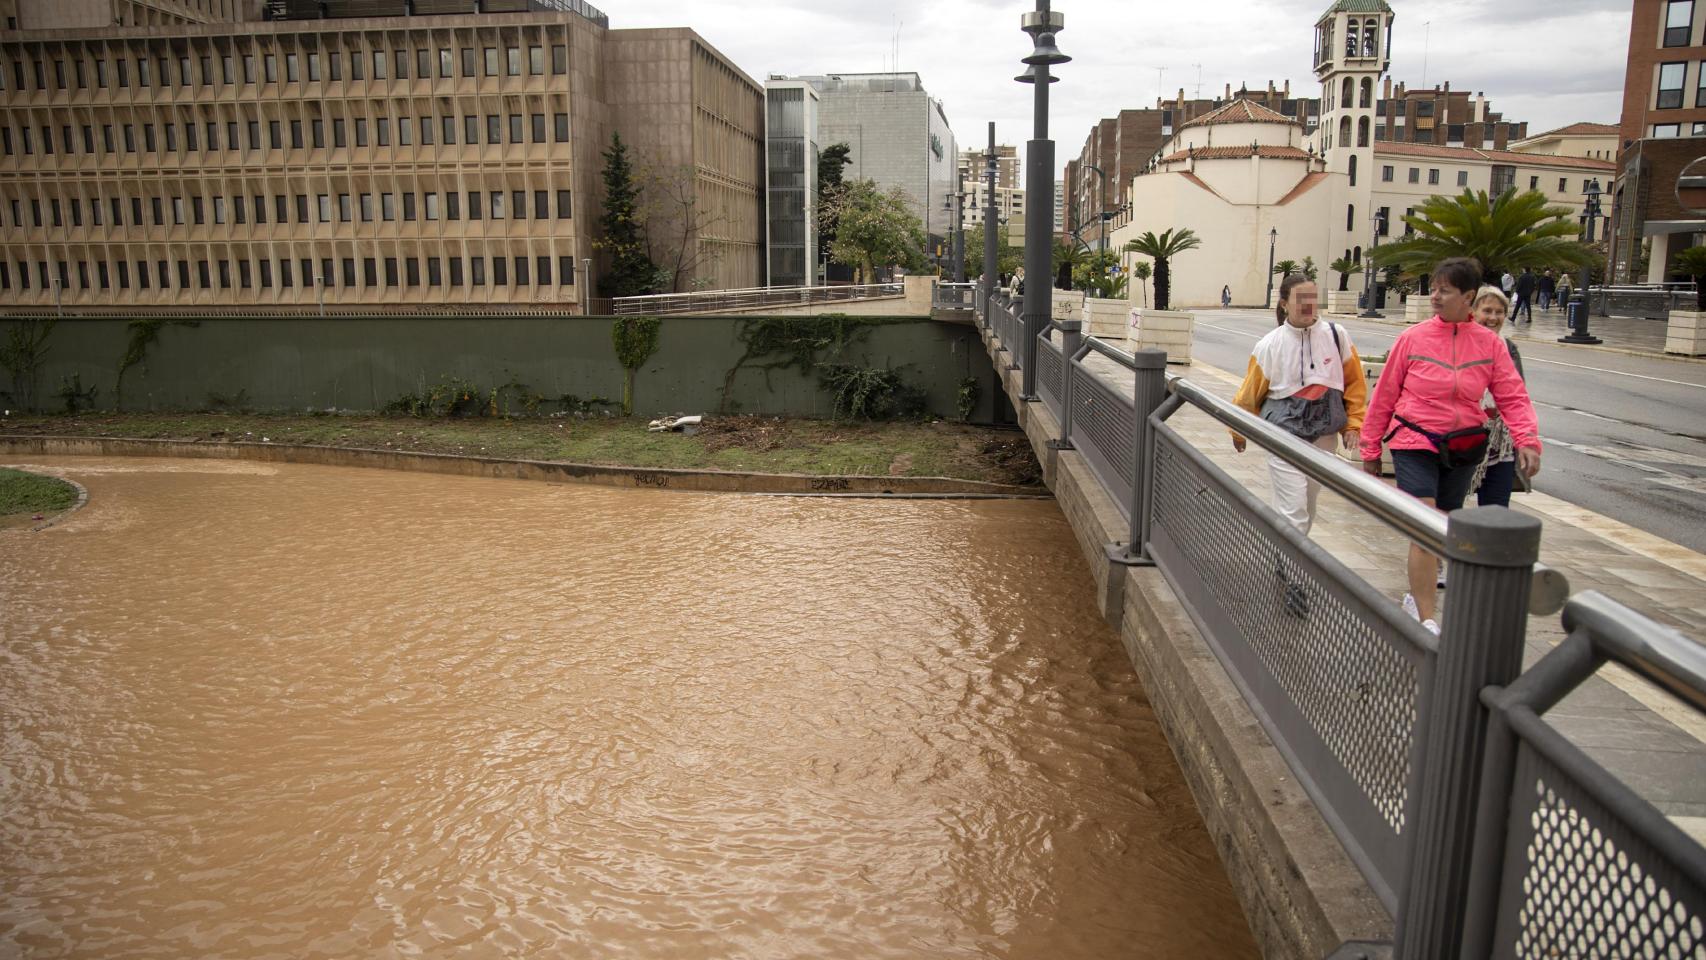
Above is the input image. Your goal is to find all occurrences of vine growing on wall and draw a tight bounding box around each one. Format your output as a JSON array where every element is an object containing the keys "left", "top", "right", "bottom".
[
  {"left": 114, "top": 318, "right": 199, "bottom": 410},
  {"left": 719, "top": 314, "right": 894, "bottom": 413},
  {"left": 612, "top": 316, "right": 662, "bottom": 416},
  {"left": 0, "top": 318, "right": 56, "bottom": 411}
]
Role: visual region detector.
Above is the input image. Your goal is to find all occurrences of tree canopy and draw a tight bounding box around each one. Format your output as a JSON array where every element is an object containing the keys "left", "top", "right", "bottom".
[
  {"left": 1368, "top": 188, "right": 1596, "bottom": 281},
  {"left": 1124, "top": 228, "right": 1202, "bottom": 310},
  {"left": 819, "top": 179, "right": 926, "bottom": 282},
  {"left": 594, "top": 132, "right": 662, "bottom": 298},
  {"left": 963, "top": 224, "right": 1022, "bottom": 280}
]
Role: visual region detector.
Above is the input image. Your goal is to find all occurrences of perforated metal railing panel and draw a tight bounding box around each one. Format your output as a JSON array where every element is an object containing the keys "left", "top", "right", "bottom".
[
  {"left": 1069, "top": 361, "right": 1135, "bottom": 517},
  {"left": 1495, "top": 741, "right": 1706, "bottom": 959},
  {"left": 1037, "top": 337, "right": 1065, "bottom": 421},
  {"left": 1145, "top": 422, "right": 1434, "bottom": 908}
]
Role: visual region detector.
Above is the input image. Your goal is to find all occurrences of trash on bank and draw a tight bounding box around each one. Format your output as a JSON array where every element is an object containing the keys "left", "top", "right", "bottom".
[{"left": 647, "top": 415, "right": 703, "bottom": 434}]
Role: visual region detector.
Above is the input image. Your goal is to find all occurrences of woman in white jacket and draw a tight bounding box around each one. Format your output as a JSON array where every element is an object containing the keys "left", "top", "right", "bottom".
[{"left": 1231, "top": 273, "right": 1370, "bottom": 536}]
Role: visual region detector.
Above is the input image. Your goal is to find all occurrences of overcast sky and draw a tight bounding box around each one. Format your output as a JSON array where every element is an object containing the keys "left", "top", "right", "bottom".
[{"left": 606, "top": 0, "right": 1630, "bottom": 187}]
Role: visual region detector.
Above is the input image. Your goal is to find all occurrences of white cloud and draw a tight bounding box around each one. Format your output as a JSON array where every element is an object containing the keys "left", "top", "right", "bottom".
[{"left": 605, "top": 0, "right": 1629, "bottom": 185}]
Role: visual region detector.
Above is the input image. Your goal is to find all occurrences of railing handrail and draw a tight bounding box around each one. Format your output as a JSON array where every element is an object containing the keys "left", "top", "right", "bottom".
[
  {"left": 1562, "top": 591, "right": 1706, "bottom": 713},
  {"left": 1162, "top": 371, "right": 1570, "bottom": 615}
]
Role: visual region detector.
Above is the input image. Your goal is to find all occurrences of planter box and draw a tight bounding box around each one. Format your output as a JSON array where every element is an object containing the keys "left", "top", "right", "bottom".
[
  {"left": 1052, "top": 289, "right": 1086, "bottom": 322},
  {"left": 1337, "top": 356, "right": 1393, "bottom": 474},
  {"left": 1126, "top": 307, "right": 1195, "bottom": 364},
  {"left": 1405, "top": 297, "right": 1432, "bottom": 323},
  {"left": 1326, "top": 290, "right": 1360, "bottom": 315},
  {"left": 1082, "top": 296, "right": 1129, "bottom": 340},
  {"left": 1666, "top": 309, "right": 1706, "bottom": 356}
]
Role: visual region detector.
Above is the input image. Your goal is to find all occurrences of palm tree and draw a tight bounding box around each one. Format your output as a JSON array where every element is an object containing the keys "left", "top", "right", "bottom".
[
  {"left": 1131, "top": 261, "right": 1152, "bottom": 308},
  {"left": 1330, "top": 256, "right": 1362, "bottom": 292},
  {"left": 1272, "top": 258, "right": 1301, "bottom": 279},
  {"left": 1123, "top": 228, "right": 1202, "bottom": 310},
  {"left": 1053, "top": 238, "right": 1087, "bottom": 291},
  {"left": 1673, "top": 246, "right": 1706, "bottom": 310},
  {"left": 1301, "top": 256, "right": 1319, "bottom": 283},
  {"left": 1368, "top": 188, "right": 1596, "bottom": 282}
]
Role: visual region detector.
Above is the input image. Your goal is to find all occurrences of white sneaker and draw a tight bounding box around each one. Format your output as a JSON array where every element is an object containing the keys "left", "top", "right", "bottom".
[
  {"left": 1436, "top": 567, "right": 1448, "bottom": 590},
  {"left": 1422, "top": 619, "right": 1440, "bottom": 636},
  {"left": 1402, "top": 593, "right": 1421, "bottom": 622}
]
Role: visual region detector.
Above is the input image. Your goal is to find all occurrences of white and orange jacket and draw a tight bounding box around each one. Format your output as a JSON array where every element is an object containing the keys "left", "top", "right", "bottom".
[{"left": 1232, "top": 320, "right": 1369, "bottom": 437}]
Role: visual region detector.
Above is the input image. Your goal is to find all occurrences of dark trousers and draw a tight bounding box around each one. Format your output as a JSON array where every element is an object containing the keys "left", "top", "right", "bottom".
[{"left": 1513, "top": 292, "right": 1533, "bottom": 320}]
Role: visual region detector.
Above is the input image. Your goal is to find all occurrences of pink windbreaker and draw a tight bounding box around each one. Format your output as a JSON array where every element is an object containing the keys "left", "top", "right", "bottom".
[{"left": 1359, "top": 316, "right": 1541, "bottom": 462}]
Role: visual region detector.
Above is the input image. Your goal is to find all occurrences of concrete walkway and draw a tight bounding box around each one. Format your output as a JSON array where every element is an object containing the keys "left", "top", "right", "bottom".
[
  {"left": 1325, "top": 299, "right": 1694, "bottom": 360},
  {"left": 1077, "top": 351, "right": 1706, "bottom": 839}
]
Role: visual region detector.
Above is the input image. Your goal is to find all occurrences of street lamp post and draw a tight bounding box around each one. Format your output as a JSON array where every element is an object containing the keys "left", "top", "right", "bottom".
[
  {"left": 951, "top": 186, "right": 967, "bottom": 283},
  {"left": 1560, "top": 178, "right": 1604, "bottom": 345},
  {"left": 1360, "top": 209, "right": 1385, "bottom": 318},
  {"left": 1265, "top": 227, "right": 1278, "bottom": 307},
  {"left": 1017, "top": 0, "right": 1067, "bottom": 402},
  {"left": 982, "top": 121, "right": 999, "bottom": 306}
]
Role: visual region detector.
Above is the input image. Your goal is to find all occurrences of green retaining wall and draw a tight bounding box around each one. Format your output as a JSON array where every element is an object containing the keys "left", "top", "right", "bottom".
[{"left": 0, "top": 314, "right": 998, "bottom": 421}]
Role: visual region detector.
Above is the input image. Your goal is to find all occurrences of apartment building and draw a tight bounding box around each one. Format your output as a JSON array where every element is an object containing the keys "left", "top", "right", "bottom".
[
  {"left": 1611, "top": 0, "right": 1706, "bottom": 282},
  {"left": 0, "top": 0, "right": 764, "bottom": 313}
]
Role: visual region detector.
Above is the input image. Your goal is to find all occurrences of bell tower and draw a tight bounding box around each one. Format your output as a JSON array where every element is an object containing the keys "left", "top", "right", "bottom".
[{"left": 1314, "top": 0, "right": 1392, "bottom": 272}]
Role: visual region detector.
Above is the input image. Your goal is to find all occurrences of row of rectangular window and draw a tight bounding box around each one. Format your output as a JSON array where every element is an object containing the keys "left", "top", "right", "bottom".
[
  {"left": 1378, "top": 165, "right": 1593, "bottom": 194},
  {"left": 0, "top": 112, "right": 570, "bottom": 155},
  {"left": 2, "top": 255, "right": 577, "bottom": 291},
  {"left": 1, "top": 44, "right": 568, "bottom": 92},
  {"left": 4, "top": 189, "right": 572, "bottom": 228},
  {"left": 1655, "top": 60, "right": 1706, "bottom": 109}
]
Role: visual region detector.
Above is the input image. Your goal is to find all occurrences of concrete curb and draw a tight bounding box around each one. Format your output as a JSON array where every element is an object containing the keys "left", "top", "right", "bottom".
[
  {"left": 4, "top": 471, "right": 90, "bottom": 531},
  {"left": 993, "top": 329, "right": 1391, "bottom": 959},
  {"left": 0, "top": 435, "right": 1047, "bottom": 499}
]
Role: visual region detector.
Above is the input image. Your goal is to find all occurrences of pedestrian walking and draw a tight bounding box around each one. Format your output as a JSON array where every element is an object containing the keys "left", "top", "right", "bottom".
[
  {"left": 1467, "top": 286, "right": 1530, "bottom": 508},
  {"left": 1222, "top": 285, "right": 1233, "bottom": 308},
  {"left": 1359, "top": 257, "right": 1542, "bottom": 635},
  {"left": 1232, "top": 273, "right": 1370, "bottom": 616},
  {"left": 1513, "top": 267, "right": 1536, "bottom": 322},
  {"left": 1557, "top": 272, "right": 1573, "bottom": 306},
  {"left": 1538, "top": 270, "right": 1556, "bottom": 311},
  {"left": 1501, "top": 270, "right": 1515, "bottom": 299}
]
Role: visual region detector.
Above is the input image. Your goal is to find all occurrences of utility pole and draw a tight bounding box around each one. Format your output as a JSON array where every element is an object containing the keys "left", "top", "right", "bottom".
[
  {"left": 1017, "top": 0, "right": 1068, "bottom": 402},
  {"left": 983, "top": 122, "right": 998, "bottom": 305}
]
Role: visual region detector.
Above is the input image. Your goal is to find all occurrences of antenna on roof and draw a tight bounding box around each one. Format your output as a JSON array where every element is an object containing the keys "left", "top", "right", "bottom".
[
  {"left": 1420, "top": 20, "right": 1431, "bottom": 88},
  {"left": 1193, "top": 63, "right": 1203, "bottom": 100}
]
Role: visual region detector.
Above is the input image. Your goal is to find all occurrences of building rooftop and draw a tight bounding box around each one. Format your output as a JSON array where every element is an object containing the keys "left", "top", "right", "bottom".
[
  {"left": 1374, "top": 141, "right": 1615, "bottom": 171},
  {"left": 1177, "top": 99, "right": 1298, "bottom": 130},
  {"left": 1322, "top": 0, "right": 1393, "bottom": 14},
  {"left": 1526, "top": 122, "right": 1620, "bottom": 139},
  {"left": 1160, "top": 144, "right": 1312, "bottom": 163}
]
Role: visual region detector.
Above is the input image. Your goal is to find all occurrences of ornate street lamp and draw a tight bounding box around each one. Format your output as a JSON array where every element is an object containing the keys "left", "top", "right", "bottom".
[
  {"left": 1560, "top": 178, "right": 1604, "bottom": 345},
  {"left": 1360, "top": 209, "right": 1386, "bottom": 318},
  {"left": 1016, "top": 0, "right": 1067, "bottom": 401},
  {"left": 1265, "top": 227, "right": 1278, "bottom": 307}
]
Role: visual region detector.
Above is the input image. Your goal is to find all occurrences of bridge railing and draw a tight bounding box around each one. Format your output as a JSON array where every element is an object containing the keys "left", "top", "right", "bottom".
[
  {"left": 610, "top": 282, "right": 903, "bottom": 316},
  {"left": 932, "top": 281, "right": 976, "bottom": 310},
  {"left": 970, "top": 293, "right": 1701, "bottom": 956}
]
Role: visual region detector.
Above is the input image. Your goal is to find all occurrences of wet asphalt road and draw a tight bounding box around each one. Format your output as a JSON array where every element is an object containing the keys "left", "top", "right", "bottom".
[{"left": 1187, "top": 309, "right": 1706, "bottom": 555}]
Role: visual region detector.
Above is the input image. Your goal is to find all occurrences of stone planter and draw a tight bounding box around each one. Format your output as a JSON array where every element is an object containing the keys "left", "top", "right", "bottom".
[
  {"left": 1052, "top": 289, "right": 1086, "bottom": 323},
  {"left": 1082, "top": 296, "right": 1128, "bottom": 340},
  {"left": 1326, "top": 289, "right": 1360, "bottom": 315},
  {"left": 1126, "top": 307, "right": 1194, "bottom": 364},
  {"left": 1405, "top": 297, "right": 1432, "bottom": 323},
  {"left": 1339, "top": 354, "right": 1393, "bottom": 474},
  {"left": 1665, "top": 309, "right": 1706, "bottom": 356}
]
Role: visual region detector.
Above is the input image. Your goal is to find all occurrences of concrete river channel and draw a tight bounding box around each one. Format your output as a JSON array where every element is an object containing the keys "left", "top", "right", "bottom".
[{"left": 1, "top": 456, "right": 1256, "bottom": 958}]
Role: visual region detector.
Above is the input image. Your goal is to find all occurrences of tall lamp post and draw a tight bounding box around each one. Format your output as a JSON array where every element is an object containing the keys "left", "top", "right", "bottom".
[
  {"left": 1264, "top": 227, "right": 1278, "bottom": 307},
  {"left": 1017, "top": 0, "right": 1067, "bottom": 402},
  {"left": 982, "top": 121, "right": 998, "bottom": 307},
  {"left": 1360, "top": 209, "right": 1386, "bottom": 318},
  {"left": 1560, "top": 178, "right": 1604, "bottom": 345}
]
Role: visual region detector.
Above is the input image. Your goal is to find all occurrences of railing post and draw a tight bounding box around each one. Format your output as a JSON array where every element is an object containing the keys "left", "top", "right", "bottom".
[
  {"left": 1395, "top": 507, "right": 1541, "bottom": 960},
  {"left": 1108, "top": 348, "right": 1166, "bottom": 566},
  {"left": 1054, "top": 320, "right": 1082, "bottom": 448}
]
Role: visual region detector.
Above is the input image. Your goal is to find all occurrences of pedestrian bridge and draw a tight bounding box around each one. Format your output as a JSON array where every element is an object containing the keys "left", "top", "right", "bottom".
[
  {"left": 974, "top": 289, "right": 1706, "bottom": 960},
  {"left": 610, "top": 277, "right": 977, "bottom": 323}
]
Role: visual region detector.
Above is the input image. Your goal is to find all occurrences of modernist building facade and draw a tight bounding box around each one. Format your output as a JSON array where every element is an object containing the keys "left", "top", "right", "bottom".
[
  {"left": 0, "top": 0, "right": 764, "bottom": 312},
  {"left": 1611, "top": 0, "right": 1706, "bottom": 283},
  {"left": 763, "top": 77, "right": 817, "bottom": 287},
  {"left": 1109, "top": 0, "right": 1613, "bottom": 307},
  {"left": 781, "top": 72, "right": 957, "bottom": 257}
]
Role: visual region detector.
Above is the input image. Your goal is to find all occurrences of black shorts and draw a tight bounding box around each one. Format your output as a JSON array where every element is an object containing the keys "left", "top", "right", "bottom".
[{"left": 1392, "top": 449, "right": 1479, "bottom": 511}]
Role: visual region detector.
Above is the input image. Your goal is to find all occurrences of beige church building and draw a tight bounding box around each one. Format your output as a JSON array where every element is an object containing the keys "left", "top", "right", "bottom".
[{"left": 1111, "top": 0, "right": 1616, "bottom": 309}]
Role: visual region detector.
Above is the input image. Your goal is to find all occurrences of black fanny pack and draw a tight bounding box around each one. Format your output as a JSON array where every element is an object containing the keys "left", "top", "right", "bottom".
[{"left": 1385, "top": 414, "right": 1489, "bottom": 470}]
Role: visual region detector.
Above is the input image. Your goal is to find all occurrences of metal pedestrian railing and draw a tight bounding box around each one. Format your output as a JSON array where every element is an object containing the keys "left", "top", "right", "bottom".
[
  {"left": 610, "top": 282, "right": 903, "bottom": 316},
  {"left": 969, "top": 293, "right": 1704, "bottom": 959},
  {"left": 932, "top": 281, "right": 976, "bottom": 310}
]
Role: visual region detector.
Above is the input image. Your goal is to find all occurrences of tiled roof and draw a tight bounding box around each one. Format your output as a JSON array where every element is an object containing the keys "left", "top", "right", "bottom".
[
  {"left": 1374, "top": 141, "right": 1615, "bottom": 171},
  {"left": 1178, "top": 99, "right": 1299, "bottom": 131},
  {"left": 1529, "top": 122, "right": 1619, "bottom": 139},
  {"left": 1323, "top": 0, "right": 1393, "bottom": 13},
  {"left": 1276, "top": 171, "right": 1331, "bottom": 206},
  {"left": 1161, "top": 144, "right": 1312, "bottom": 163}
]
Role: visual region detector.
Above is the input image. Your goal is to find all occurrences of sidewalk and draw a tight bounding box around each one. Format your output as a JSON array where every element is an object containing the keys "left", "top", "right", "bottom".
[
  {"left": 1080, "top": 353, "right": 1706, "bottom": 838},
  {"left": 1326, "top": 299, "right": 1686, "bottom": 359}
]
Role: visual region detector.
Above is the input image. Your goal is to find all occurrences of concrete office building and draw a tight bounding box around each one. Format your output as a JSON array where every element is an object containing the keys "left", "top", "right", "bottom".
[
  {"left": 0, "top": 0, "right": 764, "bottom": 313},
  {"left": 959, "top": 144, "right": 1017, "bottom": 190},
  {"left": 764, "top": 77, "right": 817, "bottom": 287},
  {"left": 783, "top": 72, "right": 957, "bottom": 256},
  {"left": 1610, "top": 0, "right": 1706, "bottom": 283}
]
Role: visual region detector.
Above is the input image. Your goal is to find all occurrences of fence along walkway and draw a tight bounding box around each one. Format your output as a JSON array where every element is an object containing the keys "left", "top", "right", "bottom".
[{"left": 978, "top": 290, "right": 1706, "bottom": 958}]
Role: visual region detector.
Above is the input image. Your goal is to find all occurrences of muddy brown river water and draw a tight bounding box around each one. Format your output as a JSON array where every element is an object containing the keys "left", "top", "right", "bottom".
[{"left": 0, "top": 456, "right": 1257, "bottom": 959}]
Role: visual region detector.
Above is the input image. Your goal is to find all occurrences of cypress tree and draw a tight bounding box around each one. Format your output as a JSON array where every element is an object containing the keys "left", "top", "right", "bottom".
[{"left": 597, "top": 132, "right": 659, "bottom": 298}]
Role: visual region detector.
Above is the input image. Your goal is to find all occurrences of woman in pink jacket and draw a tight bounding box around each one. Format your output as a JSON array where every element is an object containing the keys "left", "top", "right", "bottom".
[{"left": 1359, "top": 258, "right": 1542, "bottom": 635}]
